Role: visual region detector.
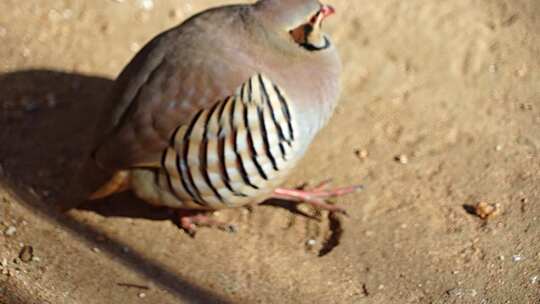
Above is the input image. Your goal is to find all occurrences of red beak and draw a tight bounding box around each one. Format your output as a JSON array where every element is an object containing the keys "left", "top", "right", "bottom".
[{"left": 320, "top": 5, "right": 335, "bottom": 18}]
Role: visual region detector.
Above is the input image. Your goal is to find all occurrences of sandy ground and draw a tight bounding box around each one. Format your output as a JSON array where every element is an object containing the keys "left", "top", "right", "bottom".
[{"left": 1, "top": 0, "right": 539, "bottom": 303}]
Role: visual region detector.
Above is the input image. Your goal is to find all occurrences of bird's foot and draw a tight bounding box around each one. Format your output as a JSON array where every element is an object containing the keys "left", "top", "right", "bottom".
[
  {"left": 272, "top": 180, "right": 363, "bottom": 215},
  {"left": 177, "top": 210, "right": 236, "bottom": 237}
]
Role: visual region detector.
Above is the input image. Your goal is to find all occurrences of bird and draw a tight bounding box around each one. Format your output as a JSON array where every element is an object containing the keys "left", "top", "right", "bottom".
[{"left": 86, "top": 0, "right": 361, "bottom": 235}]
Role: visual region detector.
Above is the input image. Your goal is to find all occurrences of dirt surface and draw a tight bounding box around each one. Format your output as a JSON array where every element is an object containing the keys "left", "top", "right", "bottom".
[{"left": 1, "top": 0, "right": 539, "bottom": 303}]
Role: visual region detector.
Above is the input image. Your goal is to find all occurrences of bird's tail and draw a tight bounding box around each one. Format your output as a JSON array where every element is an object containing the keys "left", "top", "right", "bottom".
[{"left": 88, "top": 170, "right": 130, "bottom": 200}]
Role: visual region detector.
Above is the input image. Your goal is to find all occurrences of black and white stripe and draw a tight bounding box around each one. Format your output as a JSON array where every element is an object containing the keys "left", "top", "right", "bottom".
[{"left": 161, "top": 74, "right": 299, "bottom": 208}]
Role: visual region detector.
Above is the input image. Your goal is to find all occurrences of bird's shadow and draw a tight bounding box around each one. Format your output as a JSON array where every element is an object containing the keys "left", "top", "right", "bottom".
[
  {"left": 0, "top": 69, "right": 170, "bottom": 218},
  {"left": 0, "top": 69, "right": 233, "bottom": 303},
  {"left": 78, "top": 192, "right": 175, "bottom": 221},
  {"left": 0, "top": 69, "right": 112, "bottom": 210}
]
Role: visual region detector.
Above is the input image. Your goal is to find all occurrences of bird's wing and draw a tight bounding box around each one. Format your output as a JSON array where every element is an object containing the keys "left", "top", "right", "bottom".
[
  {"left": 160, "top": 73, "right": 301, "bottom": 208},
  {"left": 92, "top": 20, "right": 260, "bottom": 170}
]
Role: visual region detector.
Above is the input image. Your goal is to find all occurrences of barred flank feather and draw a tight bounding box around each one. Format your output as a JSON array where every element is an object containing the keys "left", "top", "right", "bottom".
[{"left": 160, "top": 74, "right": 301, "bottom": 209}]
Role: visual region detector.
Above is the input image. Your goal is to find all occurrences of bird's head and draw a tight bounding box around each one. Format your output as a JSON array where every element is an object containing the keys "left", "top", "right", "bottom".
[{"left": 253, "top": 0, "right": 336, "bottom": 52}]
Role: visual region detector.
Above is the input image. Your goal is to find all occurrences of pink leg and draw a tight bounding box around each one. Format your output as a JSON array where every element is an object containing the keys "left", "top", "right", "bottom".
[
  {"left": 178, "top": 210, "right": 236, "bottom": 236},
  {"left": 272, "top": 183, "right": 363, "bottom": 215}
]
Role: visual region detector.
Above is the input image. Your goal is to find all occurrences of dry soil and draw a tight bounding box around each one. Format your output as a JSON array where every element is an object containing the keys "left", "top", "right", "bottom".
[{"left": 0, "top": 0, "right": 539, "bottom": 303}]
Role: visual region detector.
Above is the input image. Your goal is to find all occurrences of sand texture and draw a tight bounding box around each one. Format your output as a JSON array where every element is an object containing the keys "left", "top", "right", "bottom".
[{"left": 0, "top": 0, "right": 539, "bottom": 303}]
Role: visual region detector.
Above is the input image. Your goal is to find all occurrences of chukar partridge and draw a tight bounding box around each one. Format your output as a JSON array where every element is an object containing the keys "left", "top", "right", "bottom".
[{"left": 89, "top": 0, "right": 360, "bottom": 234}]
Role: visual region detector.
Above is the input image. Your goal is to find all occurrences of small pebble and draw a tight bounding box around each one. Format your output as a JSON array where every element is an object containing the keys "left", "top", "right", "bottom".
[
  {"left": 447, "top": 288, "right": 477, "bottom": 298},
  {"left": 395, "top": 154, "right": 408, "bottom": 164},
  {"left": 530, "top": 275, "right": 539, "bottom": 284},
  {"left": 0, "top": 258, "right": 7, "bottom": 268},
  {"left": 19, "top": 245, "right": 33, "bottom": 263},
  {"left": 516, "top": 64, "right": 528, "bottom": 78},
  {"left": 473, "top": 201, "right": 501, "bottom": 219},
  {"left": 137, "top": 0, "right": 154, "bottom": 10},
  {"left": 21, "top": 47, "right": 31, "bottom": 58},
  {"left": 306, "top": 239, "right": 317, "bottom": 247},
  {"left": 4, "top": 226, "right": 16, "bottom": 237},
  {"left": 495, "top": 145, "right": 503, "bottom": 151},
  {"left": 92, "top": 247, "right": 101, "bottom": 253},
  {"left": 138, "top": 292, "right": 146, "bottom": 298},
  {"left": 354, "top": 149, "right": 369, "bottom": 159},
  {"left": 512, "top": 255, "right": 524, "bottom": 262}
]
